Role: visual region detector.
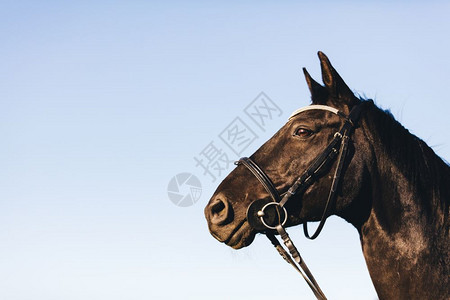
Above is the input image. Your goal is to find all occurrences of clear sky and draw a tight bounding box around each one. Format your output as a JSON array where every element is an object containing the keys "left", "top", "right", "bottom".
[{"left": 1, "top": 1, "right": 449, "bottom": 299}]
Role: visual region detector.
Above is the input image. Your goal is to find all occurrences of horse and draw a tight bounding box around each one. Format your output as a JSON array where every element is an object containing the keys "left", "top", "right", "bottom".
[{"left": 204, "top": 52, "right": 449, "bottom": 299}]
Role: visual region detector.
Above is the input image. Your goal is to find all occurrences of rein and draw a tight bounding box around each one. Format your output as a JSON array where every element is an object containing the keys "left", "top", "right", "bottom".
[{"left": 235, "top": 103, "right": 364, "bottom": 300}]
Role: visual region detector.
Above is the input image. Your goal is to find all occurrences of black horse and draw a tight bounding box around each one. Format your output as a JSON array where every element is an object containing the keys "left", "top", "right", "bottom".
[{"left": 205, "top": 52, "right": 449, "bottom": 299}]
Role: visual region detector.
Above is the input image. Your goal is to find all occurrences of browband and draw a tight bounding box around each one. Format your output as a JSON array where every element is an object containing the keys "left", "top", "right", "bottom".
[{"left": 289, "top": 105, "right": 340, "bottom": 120}]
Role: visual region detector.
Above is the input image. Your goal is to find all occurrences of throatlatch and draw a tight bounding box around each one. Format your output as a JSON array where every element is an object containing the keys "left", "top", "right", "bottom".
[{"left": 235, "top": 102, "right": 365, "bottom": 300}]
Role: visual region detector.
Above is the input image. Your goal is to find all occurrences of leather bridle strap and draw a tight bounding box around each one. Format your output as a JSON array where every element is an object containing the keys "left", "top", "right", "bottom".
[
  {"left": 235, "top": 102, "right": 365, "bottom": 300},
  {"left": 236, "top": 157, "right": 281, "bottom": 203},
  {"left": 280, "top": 103, "right": 364, "bottom": 238},
  {"left": 303, "top": 125, "right": 351, "bottom": 239},
  {"left": 267, "top": 231, "right": 327, "bottom": 300}
]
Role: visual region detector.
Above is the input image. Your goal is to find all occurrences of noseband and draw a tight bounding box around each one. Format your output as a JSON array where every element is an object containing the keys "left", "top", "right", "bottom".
[{"left": 235, "top": 103, "right": 365, "bottom": 300}]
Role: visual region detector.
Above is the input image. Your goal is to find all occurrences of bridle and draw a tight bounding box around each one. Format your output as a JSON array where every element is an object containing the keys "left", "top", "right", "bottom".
[{"left": 235, "top": 102, "right": 365, "bottom": 300}]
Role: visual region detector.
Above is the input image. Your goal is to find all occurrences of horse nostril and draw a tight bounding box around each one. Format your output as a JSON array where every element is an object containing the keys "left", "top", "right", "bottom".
[
  {"left": 211, "top": 200, "right": 225, "bottom": 214},
  {"left": 209, "top": 197, "right": 232, "bottom": 225}
]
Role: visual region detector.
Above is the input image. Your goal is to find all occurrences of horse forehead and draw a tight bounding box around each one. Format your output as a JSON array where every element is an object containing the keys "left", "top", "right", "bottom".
[{"left": 288, "top": 105, "right": 340, "bottom": 120}]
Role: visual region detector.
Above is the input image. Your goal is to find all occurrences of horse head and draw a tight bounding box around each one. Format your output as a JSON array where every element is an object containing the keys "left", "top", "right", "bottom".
[{"left": 205, "top": 52, "right": 372, "bottom": 249}]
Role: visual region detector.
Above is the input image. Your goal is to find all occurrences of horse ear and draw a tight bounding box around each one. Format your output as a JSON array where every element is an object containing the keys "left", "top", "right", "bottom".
[
  {"left": 318, "top": 51, "right": 357, "bottom": 109},
  {"left": 303, "top": 67, "right": 328, "bottom": 105}
]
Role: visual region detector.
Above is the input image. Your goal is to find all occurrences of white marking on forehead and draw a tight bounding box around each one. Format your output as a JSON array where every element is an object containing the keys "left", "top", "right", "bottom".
[{"left": 289, "top": 105, "right": 340, "bottom": 120}]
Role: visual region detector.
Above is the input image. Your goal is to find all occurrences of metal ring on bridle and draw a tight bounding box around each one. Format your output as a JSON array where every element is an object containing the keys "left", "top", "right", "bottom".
[{"left": 258, "top": 202, "right": 288, "bottom": 230}]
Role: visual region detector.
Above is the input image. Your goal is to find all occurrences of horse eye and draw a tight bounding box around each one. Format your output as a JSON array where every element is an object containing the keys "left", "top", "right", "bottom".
[{"left": 294, "top": 128, "right": 313, "bottom": 137}]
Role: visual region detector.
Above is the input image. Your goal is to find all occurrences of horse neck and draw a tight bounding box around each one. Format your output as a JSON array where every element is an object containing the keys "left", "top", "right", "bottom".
[{"left": 358, "top": 105, "right": 449, "bottom": 299}]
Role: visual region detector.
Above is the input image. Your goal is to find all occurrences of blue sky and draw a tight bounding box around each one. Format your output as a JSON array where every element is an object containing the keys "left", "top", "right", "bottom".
[{"left": 1, "top": 1, "right": 449, "bottom": 299}]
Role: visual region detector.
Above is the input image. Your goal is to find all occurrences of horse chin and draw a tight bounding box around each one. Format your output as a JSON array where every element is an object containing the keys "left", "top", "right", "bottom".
[{"left": 224, "top": 222, "right": 256, "bottom": 249}]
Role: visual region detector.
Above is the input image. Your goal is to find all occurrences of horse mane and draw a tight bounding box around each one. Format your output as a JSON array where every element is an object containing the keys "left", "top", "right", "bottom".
[{"left": 362, "top": 99, "right": 449, "bottom": 225}]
